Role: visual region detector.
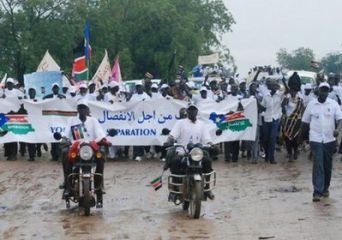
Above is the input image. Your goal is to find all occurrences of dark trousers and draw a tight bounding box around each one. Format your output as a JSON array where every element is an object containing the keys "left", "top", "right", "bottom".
[
  {"left": 262, "top": 119, "right": 280, "bottom": 162},
  {"left": 4, "top": 142, "right": 17, "bottom": 159},
  {"left": 310, "top": 141, "right": 335, "bottom": 195},
  {"left": 224, "top": 141, "right": 240, "bottom": 161},
  {"left": 155, "top": 146, "right": 167, "bottom": 159},
  {"left": 27, "top": 143, "right": 36, "bottom": 159},
  {"left": 285, "top": 136, "right": 299, "bottom": 156},
  {"left": 51, "top": 143, "right": 60, "bottom": 161},
  {"left": 133, "top": 146, "right": 144, "bottom": 158}
]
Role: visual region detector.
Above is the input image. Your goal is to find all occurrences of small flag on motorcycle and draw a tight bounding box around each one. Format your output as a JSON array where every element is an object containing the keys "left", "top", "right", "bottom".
[{"left": 150, "top": 176, "right": 162, "bottom": 191}]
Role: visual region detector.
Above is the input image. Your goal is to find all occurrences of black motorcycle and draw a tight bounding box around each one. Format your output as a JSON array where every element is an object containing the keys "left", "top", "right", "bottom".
[{"left": 167, "top": 143, "right": 216, "bottom": 219}]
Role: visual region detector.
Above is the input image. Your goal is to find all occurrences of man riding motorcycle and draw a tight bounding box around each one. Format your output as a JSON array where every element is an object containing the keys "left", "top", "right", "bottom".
[
  {"left": 163, "top": 104, "right": 216, "bottom": 200},
  {"left": 61, "top": 100, "right": 107, "bottom": 208}
]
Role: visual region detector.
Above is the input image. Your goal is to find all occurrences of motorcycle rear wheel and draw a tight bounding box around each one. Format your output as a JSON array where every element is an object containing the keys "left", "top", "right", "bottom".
[
  {"left": 83, "top": 179, "right": 91, "bottom": 216},
  {"left": 189, "top": 181, "right": 202, "bottom": 219}
]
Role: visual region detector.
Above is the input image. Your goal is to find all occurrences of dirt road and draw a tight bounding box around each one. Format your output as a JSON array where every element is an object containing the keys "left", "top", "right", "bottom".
[{"left": 1, "top": 151, "right": 342, "bottom": 240}]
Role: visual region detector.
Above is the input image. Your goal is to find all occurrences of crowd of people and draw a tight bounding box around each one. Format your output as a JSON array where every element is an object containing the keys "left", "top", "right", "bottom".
[{"left": 2, "top": 66, "right": 342, "bottom": 202}]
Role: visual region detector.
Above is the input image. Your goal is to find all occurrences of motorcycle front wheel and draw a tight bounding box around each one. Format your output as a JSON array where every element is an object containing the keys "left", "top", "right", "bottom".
[
  {"left": 83, "top": 179, "right": 91, "bottom": 216},
  {"left": 189, "top": 181, "right": 202, "bottom": 219}
]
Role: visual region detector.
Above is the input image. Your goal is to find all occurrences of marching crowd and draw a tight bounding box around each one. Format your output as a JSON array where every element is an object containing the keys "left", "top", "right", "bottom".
[{"left": 2, "top": 65, "right": 342, "bottom": 201}]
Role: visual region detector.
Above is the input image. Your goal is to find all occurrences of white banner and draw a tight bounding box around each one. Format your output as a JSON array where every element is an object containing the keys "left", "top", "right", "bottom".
[
  {"left": 198, "top": 53, "right": 220, "bottom": 65},
  {"left": 0, "top": 98, "right": 257, "bottom": 145}
]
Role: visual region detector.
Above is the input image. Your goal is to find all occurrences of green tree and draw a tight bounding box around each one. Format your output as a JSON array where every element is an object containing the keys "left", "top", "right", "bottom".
[
  {"left": 0, "top": 0, "right": 235, "bottom": 82},
  {"left": 321, "top": 52, "right": 342, "bottom": 74},
  {"left": 276, "top": 47, "right": 315, "bottom": 71}
]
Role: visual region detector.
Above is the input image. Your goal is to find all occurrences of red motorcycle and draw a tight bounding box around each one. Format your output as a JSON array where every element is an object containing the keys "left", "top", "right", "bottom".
[{"left": 54, "top": 129, "right": 115, "bottom": 216}]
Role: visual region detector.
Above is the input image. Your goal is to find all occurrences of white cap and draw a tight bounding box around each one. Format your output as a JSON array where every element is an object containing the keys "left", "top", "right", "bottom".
[
  {"left": 160, "top": 84, "right": 169, "bottom": 89},
  {"left": 101, "top": 84, "right": 108, "bottom": 89},
  {"left": 6, "top": 78, "right": 15, "bottom": 84},
  {"left": 77, "top": 99, "right": 89, "bottom": 107},
  {"left": 69, "top": 86, "right": 76, "bottom": 93},
  {"left": 238, "top": 78, "right": 247, "bottom": 84},
  {"left": 303, "top": 83, "right": 313, "bottom": 90},
  {"left": 319, "top": 82, "right": 330, "bottom": 89},
  {"left": 135, "top": 81, "right": 143, "bottom": 86},
  {"left": 79, "top": 83, "right": 88, "bottom": 89},
  {"left": 52, "top": 83, "right": 59, "bottom": 88},
  {"left": 200, "top": 86, "right": 207, "bottom": 92},
  {"left": 151, "top": 83, "right": 158, "bottom": 89},
  {"left": 109, "top": 81, "right": 119, "bottom": 88}
]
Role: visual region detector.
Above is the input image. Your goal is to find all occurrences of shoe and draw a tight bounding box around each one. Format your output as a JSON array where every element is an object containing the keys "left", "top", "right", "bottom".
[
  {"left": 313, "top": 194, "right": 322, "bottom": 202},
  {"left": 259, "top": 151, "right": 266, "bottom": 158},
  {"left": 161, "top": 158, "right": 166, "bottom": 162},
  {"left": 322, "top": 190, "right": 330, "bottom": 198},
  {"left": 270, "top": 160, "right": 277, "bottom": 164},
  {"left": 96, "top": 200, "right": 103, "bottom": 208},
  {"left": 28, "top": 158, "right": 35, "bottom": 161},
  {"left": 225, "top": 158, "right": 231, "bottom": 162},
  {"left": 134, "top": 156, "right": 142, "bottom": 162},
  {"left": 251, "top": 160, "right": 257, "bottom": 164},
  {"left": 205, "top": 191, "right": 215, "bottom": 200}
]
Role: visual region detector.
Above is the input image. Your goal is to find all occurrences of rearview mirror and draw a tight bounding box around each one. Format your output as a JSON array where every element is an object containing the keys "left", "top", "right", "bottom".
[
  {"left": 107, "top": 129, "right": 117, "bottom": 137},
  {"left": 161, "top": 128, "right": 170, "bottom": 135}
]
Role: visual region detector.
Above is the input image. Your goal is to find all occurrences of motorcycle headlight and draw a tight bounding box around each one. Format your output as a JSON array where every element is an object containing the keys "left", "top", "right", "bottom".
[
  {"left": 79, "top": 145, "right": 94, "bottom": 161},
  {"left": 190, "top": 147, "right": 203, "bottom": 161}
]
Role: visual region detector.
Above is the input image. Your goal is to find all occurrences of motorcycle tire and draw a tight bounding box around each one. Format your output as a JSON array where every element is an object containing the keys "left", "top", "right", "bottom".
[
  {"left": 189, "top": 181, "right": 202, "bottom": 219},
  {"left": 83, "top": 179, "right": 91, "bottom": 216}
]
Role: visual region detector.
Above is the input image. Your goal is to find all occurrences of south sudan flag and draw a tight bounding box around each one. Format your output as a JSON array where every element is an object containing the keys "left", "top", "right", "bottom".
[{"left": 150, "top": 176, "right": 162, "bottom": 191}]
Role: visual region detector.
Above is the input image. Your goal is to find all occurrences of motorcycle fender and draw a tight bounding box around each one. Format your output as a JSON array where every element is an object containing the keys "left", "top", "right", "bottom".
[{"left": 193, "top": 174, "right": 202, "bottom": 181}]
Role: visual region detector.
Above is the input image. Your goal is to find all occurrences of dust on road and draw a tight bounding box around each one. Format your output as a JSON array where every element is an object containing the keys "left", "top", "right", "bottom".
[{"left": 1, "top": 151, "right": 342, "bottom": 240}]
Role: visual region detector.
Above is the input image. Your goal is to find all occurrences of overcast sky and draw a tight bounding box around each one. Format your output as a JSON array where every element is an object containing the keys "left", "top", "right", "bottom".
[{"left": 222, "top": 0, "right": 342, "bottom": 75}]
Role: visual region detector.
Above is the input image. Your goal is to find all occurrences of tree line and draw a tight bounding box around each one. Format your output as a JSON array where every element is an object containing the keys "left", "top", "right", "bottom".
[{"left": 0, "top": 0, "right": 235, "bottom": 83}]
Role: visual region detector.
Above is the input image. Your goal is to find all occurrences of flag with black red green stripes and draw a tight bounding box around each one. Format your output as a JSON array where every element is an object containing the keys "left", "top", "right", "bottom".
[{"left": 150, "top": 176, "right": 162, "bottom": 191}]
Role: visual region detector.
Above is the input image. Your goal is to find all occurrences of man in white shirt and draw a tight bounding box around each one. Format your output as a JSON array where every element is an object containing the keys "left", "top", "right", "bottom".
[
  {"left": 164, "top": 104, "right": 215, "bottom": 200},
  {"left": 2, "top": 78, "right": 24, "bottom": 99},
  {"left": 129, "top": 82, "right": 151, "bottom": 161},
  {"left": 129, "top": 82, "right": 151, "bottom": 103},
  {"left": 302, "top": 82, "right": 342, "bottom": 202},
  {"left": 62, "top": 101, "right": 106, "bottom": 206},
  {"left": 260, "top": 80, "right": 284, "bottom": 163},
  {"left": 2, "top": 78, "right": 25, "bottom": 160},
  {"left": 150, "top": 83, "right": 163, "bottom": 99}
]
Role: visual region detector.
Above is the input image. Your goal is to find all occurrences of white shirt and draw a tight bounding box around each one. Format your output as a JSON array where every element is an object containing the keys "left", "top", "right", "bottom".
[
  {"left": 284, "top": 92, "right": 303, "bottom": 117},
  {"left": 64, "top": 116, "right": 106, "bottom": 143},
  {"left": 3, "top": 88, "right": 24, "bottom": 98},
  {"left": 261, "top": 91, "right": 284, "bottom": 122},
  {"left": 302, "top": 98, "right": 342, "bottom": 143},
  {"left": 129, "top": 92, "right": 151, "bottom": 102},
  {"left": 104, "top": 92, "right": 126, "bottom": 103},
  {"left": 170, "top": 118, "right": 212, "bottom": 147},
  {"left": 151, "top": 92, "right": 164, "bottom": 99}
]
